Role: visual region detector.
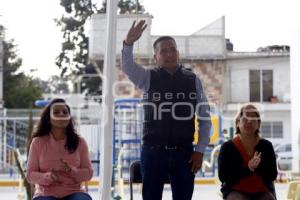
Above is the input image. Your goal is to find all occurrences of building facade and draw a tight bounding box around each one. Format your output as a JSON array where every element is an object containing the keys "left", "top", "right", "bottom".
[{"left": 89, "top": 14, "right": 291, "bottom": 147}]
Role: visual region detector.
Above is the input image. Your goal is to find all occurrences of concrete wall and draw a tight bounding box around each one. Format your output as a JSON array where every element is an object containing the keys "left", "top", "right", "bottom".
[
  {"left": 89, "top": 14, "right": 226, "bottom": 60},
  {"left": 188, "top": 60, "right": 225, "bottom": 107},
  {"left": 89, "top": 14, "right": 153, "bottom": 60}
]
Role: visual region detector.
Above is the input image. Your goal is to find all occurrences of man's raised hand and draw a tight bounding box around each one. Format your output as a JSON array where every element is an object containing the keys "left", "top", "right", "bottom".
[{"left": 125, "top": 20, "right": 147, "bottom": 45}]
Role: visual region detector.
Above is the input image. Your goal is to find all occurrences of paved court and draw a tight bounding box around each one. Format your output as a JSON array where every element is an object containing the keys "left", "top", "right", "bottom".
[{"left": 0, "top": 183, "right": 288, "bottom": 200}]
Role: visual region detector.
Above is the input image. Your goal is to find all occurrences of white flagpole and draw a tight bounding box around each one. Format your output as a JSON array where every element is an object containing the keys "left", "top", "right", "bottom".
[
  {"left": 99, "top": 0, "right": 118, "bottom": 199},
  {"left": 0, "top": 36, "right": 3, "bottom": 108},
  {"left": 291, "top": 27, "right": 300, "bottom": 172}
]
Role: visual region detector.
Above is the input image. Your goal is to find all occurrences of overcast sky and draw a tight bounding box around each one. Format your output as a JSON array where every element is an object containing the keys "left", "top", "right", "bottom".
[{"left": 0, "top": 0, "right": 299, "bottom": 80}]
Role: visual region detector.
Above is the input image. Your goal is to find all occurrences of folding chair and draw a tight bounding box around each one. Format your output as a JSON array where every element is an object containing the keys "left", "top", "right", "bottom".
[
  {"left": 287, "top": 181, "right": 300, "bottom": 200},
  {"left": 13, "top": 149, "right": 34, "bottom": 199},
  {"left": 129, "top": 160, "right": 143, "bottom": 200},
  {"left": 129, "top": 160, "right": 170, "bottom": 200}
]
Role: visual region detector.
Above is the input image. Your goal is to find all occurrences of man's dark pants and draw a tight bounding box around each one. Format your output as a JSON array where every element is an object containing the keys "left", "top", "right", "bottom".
[{"left": 141, "top": 145, "right": 195, "bottom": 200}]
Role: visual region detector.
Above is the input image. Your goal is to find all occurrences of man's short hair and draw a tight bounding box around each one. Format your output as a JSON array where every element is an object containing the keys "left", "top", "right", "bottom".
[{"left": 153, "top": 36, "right": 176, "bottom": 50}]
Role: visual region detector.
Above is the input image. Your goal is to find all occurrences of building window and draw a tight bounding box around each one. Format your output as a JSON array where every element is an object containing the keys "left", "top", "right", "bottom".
[
  {"left": 261, "top": 121, "right": 283, "bottom": 138},
  {"left": 249, "top": 70, "right": 273, "bottom": 102}
]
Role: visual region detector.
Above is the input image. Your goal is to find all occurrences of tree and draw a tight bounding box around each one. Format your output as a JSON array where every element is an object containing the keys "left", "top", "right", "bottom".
[
  {"left": 1, "top": 28, "right": 42, "bottom": 108},
  {"left": 37, "top": 75, "right": 70, "bottom": 94},
  {"left": 55, "top": 0, "right": 97, "bottom": 77},
  {"left": 99, "top": 0, "right": 145, "bottom": 14},
  {"left": 56, "top": 0, "right": 145, "bottom": 95}
]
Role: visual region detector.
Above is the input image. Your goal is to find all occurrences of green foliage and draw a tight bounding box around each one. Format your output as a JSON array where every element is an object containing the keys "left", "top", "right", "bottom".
[
  {"left": 4, "top": 75, "right": 42, "bottom": 108},
  {"left": 38, "top": 75, "right": 70, "bottom": 94},
  {"left": 99, "top": 0, "right": 145, "bottom": 14},
  {"left": 55, "top": 0, "right": 97, "bottom": 77},
  {"left": 1, "top": 29, "right": 42, "bottom": 108},
  {"left": 118, "top": 0, "right": 145, "bottom": 14},
  {"left": 56, "top": 0, "right": 145, "bottom": 95}
]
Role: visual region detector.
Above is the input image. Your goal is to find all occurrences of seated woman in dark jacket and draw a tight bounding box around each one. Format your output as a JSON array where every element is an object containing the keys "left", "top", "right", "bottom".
[{"left": 218, "top": 104, "right": 277, "bottom": 200}]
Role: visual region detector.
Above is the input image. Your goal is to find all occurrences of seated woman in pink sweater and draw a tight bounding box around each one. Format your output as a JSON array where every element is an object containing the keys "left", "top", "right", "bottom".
[{"left": 26, "top": 98, "right": 93, "bottom": 200}]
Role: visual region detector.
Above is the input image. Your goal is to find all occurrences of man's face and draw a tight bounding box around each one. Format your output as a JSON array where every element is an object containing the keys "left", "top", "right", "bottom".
[{"left": 154, "top": 39, "right": 179, "bottom": 70}]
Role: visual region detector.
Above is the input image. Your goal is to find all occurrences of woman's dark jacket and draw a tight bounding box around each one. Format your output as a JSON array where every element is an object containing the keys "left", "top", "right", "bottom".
[{"left": 218, "top": 138, "right": 278, "bottom": 198}]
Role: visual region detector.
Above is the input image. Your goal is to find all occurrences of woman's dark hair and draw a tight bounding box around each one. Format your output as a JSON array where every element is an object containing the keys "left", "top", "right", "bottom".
[
  {"left": 235, "top": 104, "right": 261, "bottom": 136},
  {"left": 31, "top": 98, "right": 79, "bottom": 153}
]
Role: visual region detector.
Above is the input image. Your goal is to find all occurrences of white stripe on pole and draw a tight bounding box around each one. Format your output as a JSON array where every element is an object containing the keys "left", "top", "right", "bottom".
[
  {"left": 99, "top": 0, "right": 118, "bottom": 199},
  {"left": 291, "top": 27, "right": 300, "bottom": 172},
  {"left": 0, "top": 37, "right": 3, "bottom": 107}
]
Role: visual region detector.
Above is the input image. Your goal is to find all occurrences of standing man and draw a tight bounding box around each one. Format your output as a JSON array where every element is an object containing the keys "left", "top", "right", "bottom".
[{"left": 122, "top": 20, "right": 211, "bottom": 200}]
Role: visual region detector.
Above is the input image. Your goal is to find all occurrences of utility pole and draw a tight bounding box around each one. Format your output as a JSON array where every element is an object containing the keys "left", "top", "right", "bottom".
[
  {"left": 291, "top": 27, "right": 300, "bottom": 172},
  {"left": 0, "top": 36, "right": 3, "bottom": 109},
  {"left": 0, "top": 19, "right": 3, "bottom": 169},
  {"left": 0, "top": 15, "right": 4, "bottom": 109},
  {"left": 99, "top": 0, "right": 118, "bottom": 199}
]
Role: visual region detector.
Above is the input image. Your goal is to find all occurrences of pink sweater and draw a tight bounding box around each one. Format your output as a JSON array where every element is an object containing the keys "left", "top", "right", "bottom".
[{"left": 26, "top": 134, "right": 93, "bottom": 198}]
